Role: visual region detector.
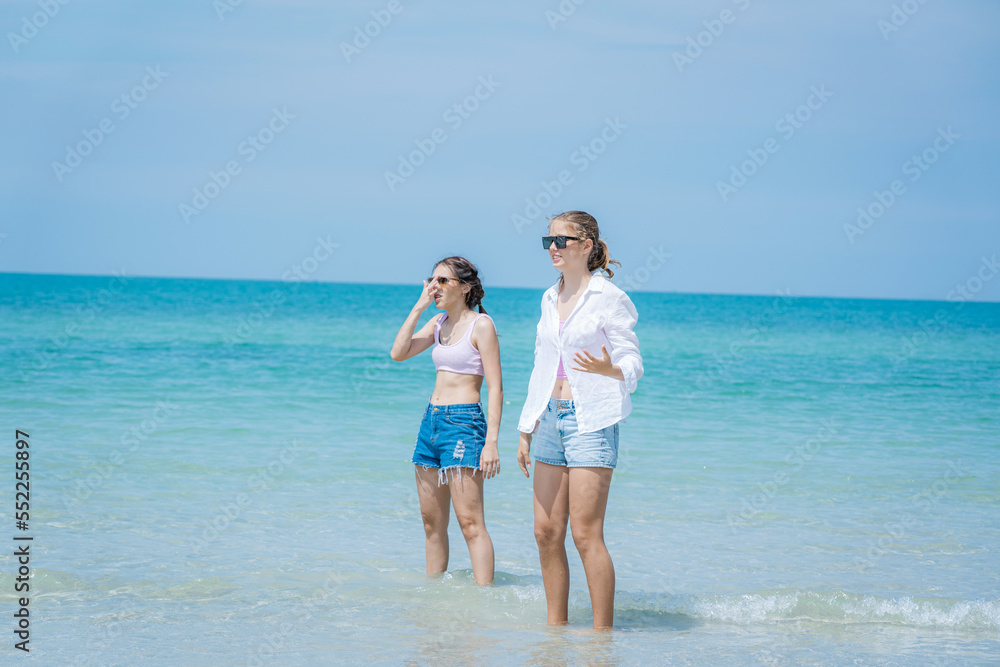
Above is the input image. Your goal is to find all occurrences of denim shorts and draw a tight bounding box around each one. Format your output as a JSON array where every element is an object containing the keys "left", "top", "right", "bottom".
[
  {"left": 413, "top": 402, "right": 486, "bottom": 479},
  {"left": 533, "top": 398, "right": 619, "bottom": 468}
]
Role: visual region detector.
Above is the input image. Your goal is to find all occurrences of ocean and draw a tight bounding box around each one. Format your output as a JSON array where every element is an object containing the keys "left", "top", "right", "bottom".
[{"left": 1, "top": 272, "right": 997, "bottom": 665}]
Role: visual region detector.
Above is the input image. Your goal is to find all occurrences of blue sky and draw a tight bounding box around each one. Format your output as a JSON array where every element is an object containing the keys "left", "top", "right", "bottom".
[{"left": 2, "top": 0, "right": 998, "bottom": 301}]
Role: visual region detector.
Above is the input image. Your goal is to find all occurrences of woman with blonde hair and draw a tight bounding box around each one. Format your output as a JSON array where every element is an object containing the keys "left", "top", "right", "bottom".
[
  {"left": 391, "top": 256, "right": 502, "bottom": 586},
  {"left": 516, "top": 211, "right": 643, "bottom": 628}
]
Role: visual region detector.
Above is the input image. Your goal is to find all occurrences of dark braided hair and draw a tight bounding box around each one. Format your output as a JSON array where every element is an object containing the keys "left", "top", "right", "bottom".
[{"left": 434, "top": 256, "right": 487, "bottom": 314}]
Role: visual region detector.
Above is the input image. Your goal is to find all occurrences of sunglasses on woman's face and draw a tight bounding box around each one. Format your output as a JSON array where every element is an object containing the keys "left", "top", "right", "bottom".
[
  {"left": 426, "top": 276, "right": 459, "bottom": 286},
  {"left": 541, "top": 236, "right": 582, "bottom": 250}
]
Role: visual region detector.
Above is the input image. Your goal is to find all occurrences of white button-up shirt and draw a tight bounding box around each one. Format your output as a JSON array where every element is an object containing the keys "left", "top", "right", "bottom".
[{"left": 518, "top": 271, "right": 643, "bottom": 434}]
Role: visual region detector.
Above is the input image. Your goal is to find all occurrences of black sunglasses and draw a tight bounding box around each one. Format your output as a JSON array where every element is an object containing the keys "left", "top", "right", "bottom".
[{"left": 541, "top": 236, "right": 583, "bottom": 250}]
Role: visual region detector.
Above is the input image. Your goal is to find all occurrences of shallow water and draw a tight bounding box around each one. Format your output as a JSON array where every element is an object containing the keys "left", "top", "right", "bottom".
[{"left": 1, "top": 274, "right": 997, "bottom": 664}]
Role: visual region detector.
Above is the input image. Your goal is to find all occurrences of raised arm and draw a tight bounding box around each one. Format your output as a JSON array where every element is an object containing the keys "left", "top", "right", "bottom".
[{"left": 390, "top": 281, "right": 440, "bottom": 362}]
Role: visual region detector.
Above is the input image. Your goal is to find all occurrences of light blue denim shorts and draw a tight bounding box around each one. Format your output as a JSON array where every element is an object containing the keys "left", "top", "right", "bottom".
[{"left": 533, "top": 398, "right": 619, "bottom": 468}]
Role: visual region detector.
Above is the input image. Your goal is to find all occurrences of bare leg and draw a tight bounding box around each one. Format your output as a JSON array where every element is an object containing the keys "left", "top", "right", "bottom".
[
  {"left": 415, "top": 466, "right": 451, "bottom": 576},
  {"left": 448, "top": 468, "right": 494, "bottom": 586},
  {"left": 568, "top": 466, "right": 615, "bottom": 629},
  {"left": 533, "top": 461, "right": 571, "bottom": 625}
]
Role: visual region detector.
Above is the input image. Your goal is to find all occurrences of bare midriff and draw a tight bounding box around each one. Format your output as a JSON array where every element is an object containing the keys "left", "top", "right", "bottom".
[
  {"left": 429, "top": 370, "right": 484, "bottom": 405},
  {"left": 550, "top": 377, "right": 573, "bottom": 400}
]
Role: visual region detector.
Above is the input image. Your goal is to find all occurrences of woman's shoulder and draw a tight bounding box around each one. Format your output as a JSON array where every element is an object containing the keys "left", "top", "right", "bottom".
[
  {"left": 470, "top": 312, "right": 499, "bottom": 348},
  {"left": 473, "top": 312, "right": 497, "bottom": 331},
  {"left": 597, "top": 276, "right": 625, "bottom": 300},
  {"left": 598, "top": 280, "right": 639, "bottom": 322}
]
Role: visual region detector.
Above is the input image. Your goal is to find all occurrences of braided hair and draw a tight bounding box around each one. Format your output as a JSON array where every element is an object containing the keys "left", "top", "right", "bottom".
[{"left": 434, "top": 256, "right": 487, "bottom": 314}]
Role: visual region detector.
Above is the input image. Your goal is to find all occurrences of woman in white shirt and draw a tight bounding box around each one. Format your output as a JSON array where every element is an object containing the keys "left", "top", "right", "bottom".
[{"left": 516, "top": 210, "right": 642, "bottom": 629}]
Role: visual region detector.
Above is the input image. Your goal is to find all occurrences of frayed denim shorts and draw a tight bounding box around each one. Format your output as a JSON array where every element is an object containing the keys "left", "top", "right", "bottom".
[
  {"left": 533, "top": 398, "right": 619, "bottom": 468},
  {"left": 413, "top": 402, "right": 486, "bottom": 479}
]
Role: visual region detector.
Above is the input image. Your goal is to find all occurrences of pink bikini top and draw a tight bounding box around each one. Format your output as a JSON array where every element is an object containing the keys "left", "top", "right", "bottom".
[{"left": 432, "top": 312, "right": 493, "bottom": 376}]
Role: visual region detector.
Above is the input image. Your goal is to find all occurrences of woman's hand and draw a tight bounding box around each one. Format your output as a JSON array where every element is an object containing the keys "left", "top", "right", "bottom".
[
  {"left": 572, "top": 345, "right": 625, "bottom": 381},
  {"left": 414, "top": 279, "right": 435, "bottom": 312},
  {"left": 517, "top": 432, "right": 532, "bottom": 478},
  {"left": 480, "top": 442, "right": 500, "bottom": 479}
]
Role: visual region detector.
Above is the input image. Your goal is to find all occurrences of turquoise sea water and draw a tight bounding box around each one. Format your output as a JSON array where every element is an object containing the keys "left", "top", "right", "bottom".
[{"left": 1, "top": 273, "right": 998, "bottom": 665}]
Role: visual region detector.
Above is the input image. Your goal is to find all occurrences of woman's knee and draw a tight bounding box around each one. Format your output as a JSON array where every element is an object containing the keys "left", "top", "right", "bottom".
[
  {"left": 455, "top": 512, "right": 485, "bottom": 540},
  {"left": 570, "top": 524, "right": 605, "bottom": 553},
  {"left": 534, "top": 520, "right": 567, "bottom": 547},
  {"left": 421, "top": 508, "right": 448, "bottom": 536}
]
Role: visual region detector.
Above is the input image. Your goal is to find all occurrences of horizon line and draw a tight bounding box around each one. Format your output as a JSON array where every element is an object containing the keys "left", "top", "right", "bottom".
[{"left": 1, "top": 270, "right": 997, "bottom": 306}]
